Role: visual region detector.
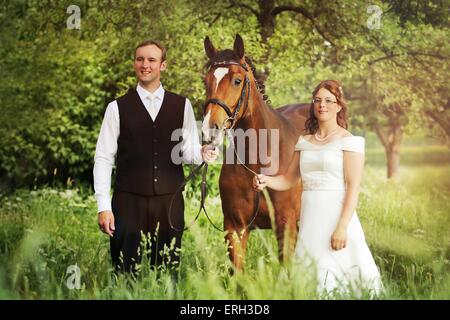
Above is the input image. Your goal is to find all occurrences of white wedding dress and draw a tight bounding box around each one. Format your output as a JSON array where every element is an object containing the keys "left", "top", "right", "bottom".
[{"left": 294, "top": 135, "right": 383, "bottom": 297}]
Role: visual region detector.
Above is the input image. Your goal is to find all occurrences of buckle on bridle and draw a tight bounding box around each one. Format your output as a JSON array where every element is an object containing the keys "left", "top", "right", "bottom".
[{"left": 221, "top": 116, "right": 234, "bottom": 131}]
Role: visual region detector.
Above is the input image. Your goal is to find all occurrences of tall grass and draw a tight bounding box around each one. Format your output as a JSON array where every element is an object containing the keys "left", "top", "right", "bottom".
[{"left": 0, "top": 144, "right": 449, "bottom": 299}]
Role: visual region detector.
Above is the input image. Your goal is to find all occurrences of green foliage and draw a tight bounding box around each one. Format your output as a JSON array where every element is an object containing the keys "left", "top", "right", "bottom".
[
  {"left": 384, "top": 0, "right": 449, "bottom": 27},
  {"left": 0, "top": 14, "right": 112, "bottom": 186},
  {"left": 0, "top": 0, "right": 448, "bottom": 188},
  {"left": 0, "top": 151, "right": 449, "bottom": 299}
]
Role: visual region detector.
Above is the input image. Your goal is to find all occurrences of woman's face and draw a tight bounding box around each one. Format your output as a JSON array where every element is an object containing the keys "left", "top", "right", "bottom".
[{"left": 313, "top": 88, "right": 342, "bottom": 123}]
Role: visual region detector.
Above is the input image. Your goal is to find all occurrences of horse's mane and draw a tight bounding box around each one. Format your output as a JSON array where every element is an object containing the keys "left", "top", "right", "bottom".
[{"left": 205, "top": 49, "right": 271, "bottom": 106}]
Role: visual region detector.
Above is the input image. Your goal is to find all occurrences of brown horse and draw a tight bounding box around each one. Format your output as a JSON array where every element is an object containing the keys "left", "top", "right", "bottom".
[{"left": 202, "top": 34, "right": 309, "bottom": 271}]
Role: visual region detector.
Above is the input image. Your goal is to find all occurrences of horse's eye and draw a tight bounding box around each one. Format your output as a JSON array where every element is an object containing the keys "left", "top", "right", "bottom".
[{"left": 233, "top": 78, "right": 242, "bottom": 86}]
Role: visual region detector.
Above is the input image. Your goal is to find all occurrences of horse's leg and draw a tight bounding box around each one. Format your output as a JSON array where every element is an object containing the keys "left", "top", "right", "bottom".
[
  {"left": 275, "top": 209, "right": 298, "bottom": 263},
  {"left": 225, "top": 227, "right": 250, "bottom": 272}
]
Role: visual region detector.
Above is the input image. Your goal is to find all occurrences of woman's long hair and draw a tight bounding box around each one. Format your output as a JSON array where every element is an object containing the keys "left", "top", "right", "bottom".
[{"left": 305, "top": 80, "right": 348, "bottom": 134}]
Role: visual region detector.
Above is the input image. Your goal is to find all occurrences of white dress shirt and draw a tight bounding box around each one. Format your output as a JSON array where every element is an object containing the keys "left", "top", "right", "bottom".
[{"left": 93, "top": 83, "right": 203, "bottom": 213}]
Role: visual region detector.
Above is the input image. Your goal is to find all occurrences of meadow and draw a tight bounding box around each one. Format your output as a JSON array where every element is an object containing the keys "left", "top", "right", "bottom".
[{"left": 0, "top": 138, "right": 449, "bottom": 300}]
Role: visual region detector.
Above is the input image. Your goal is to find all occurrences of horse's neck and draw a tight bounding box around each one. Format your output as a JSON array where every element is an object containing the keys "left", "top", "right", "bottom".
[
  {"left": 239, "top": 94, "right": 284, "bottom": 131},
  {"left": 234, "top": 91, "right": 295, "bottom": 174}
]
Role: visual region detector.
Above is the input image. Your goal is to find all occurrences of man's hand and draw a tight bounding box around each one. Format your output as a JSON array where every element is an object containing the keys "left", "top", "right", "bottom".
[
  {"left": 98, "top": 210, "right": 115, "bottom": 237},
  {"left": 201, "top": 144, "right": 219, "bottom": 163}
]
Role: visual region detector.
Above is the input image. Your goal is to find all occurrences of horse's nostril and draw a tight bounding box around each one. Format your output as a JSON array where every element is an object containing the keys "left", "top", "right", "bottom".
[{"left": 213, "top": 124, "right": 219, "bottom": 130}]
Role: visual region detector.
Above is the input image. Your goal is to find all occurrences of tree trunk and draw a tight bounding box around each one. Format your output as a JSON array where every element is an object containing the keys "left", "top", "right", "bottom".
[
  {"left": 374, "top": 122, "right": 403, "bottom": 180},
  {"left": 258, "top": 0, "right": 276, "bottom": 42},
  {"left": 386, "top": 146, "right": 401, "bottom": 179},
  {"left": 256, "top": 0, "right": 276, "bottom": 85}
]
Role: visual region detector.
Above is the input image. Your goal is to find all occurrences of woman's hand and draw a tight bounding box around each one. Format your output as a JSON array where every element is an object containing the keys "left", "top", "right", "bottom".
[
  {"left": 253, "top": 174, "right": 267, "bottom": 192},
  {"left": 331, "top": 224, "right": 348, "bottom": 251}
]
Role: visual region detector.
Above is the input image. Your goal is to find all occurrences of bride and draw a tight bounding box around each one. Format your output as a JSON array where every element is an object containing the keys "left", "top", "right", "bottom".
[{"left": 253, "top": 80, "right": 383, "bottom": 297}]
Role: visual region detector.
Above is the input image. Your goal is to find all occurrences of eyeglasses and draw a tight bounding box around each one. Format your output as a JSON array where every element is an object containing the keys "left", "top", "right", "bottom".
[{"left": 312, "top": 98, "right": 337, "bottom": 106}]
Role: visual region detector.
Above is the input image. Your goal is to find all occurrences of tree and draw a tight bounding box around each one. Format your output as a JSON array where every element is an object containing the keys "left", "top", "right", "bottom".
[{"left": 0, "top": 0, "right": 447, "bottom": 186}]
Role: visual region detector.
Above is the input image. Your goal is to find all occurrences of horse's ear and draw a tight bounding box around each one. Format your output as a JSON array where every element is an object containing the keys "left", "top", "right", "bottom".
[
  {"left": 204, "top": 36, "right": 217, "bottom": 59},
  {"left": 233, "top": 34, "right": 245, "bottom": 59}
]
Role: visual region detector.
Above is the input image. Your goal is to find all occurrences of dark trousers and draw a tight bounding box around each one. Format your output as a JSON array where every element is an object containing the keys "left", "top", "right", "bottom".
[{"left": 110, "top": 190, "right": 184, "bottom": 273}]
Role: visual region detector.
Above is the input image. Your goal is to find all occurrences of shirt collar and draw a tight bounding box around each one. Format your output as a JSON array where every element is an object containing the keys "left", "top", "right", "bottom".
[{"left": 136, "top": 82, "right": 165, "bottom": 101}]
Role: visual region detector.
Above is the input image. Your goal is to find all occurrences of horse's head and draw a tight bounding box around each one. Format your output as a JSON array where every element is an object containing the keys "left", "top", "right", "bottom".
[{"left": 202, "top": 34, "right": 254, "bottom": 146}]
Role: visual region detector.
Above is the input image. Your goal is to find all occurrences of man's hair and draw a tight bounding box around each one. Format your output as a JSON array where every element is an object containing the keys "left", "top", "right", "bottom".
[{"left": 134, "top": 40, "right": 167, "bottom": 62}]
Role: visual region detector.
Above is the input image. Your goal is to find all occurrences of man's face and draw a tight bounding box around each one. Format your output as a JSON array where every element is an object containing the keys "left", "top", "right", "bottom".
[{"left": 134, "top": 44, "right": 166, "bottom": 85}]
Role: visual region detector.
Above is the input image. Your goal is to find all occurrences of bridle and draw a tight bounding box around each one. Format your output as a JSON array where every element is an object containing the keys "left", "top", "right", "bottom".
[
  {"left": 168, "top": 58, "right": 264, "bottom": 233},
  {"left": 203, "top": 60, "right": 251, "bottom": 131}
]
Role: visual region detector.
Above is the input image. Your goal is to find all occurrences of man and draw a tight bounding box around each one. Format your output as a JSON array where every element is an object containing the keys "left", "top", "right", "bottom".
[{"left": 94, "top": 40, "right": 218, "bottom": 273}]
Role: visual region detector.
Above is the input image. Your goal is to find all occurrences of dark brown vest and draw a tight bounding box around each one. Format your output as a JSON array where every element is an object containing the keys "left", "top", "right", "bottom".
[{"left": 114, "top": 88, "right": 186, "bottom": 195}]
